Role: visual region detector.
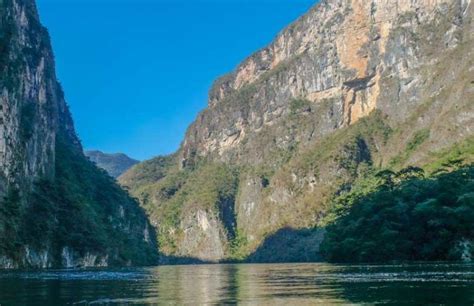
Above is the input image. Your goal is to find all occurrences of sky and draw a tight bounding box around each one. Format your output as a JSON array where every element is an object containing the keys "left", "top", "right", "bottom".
[{"left": 36, "top": 0, "right": 316, "bottom": 160}]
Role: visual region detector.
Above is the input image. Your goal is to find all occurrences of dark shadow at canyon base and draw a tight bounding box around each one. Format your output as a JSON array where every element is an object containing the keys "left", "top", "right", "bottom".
[
  {"left": 158, "top": 256, "right": 213, "bottom": 265},
  {"left": 246, "top": 227, "right": 324, "bottom": 263},
  {"left": 159, "top": 227, "right": 325, "bottom": 265}
]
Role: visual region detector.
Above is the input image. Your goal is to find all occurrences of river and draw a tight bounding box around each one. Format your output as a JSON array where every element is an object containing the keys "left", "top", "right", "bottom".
[{"left": 0, "top": 262, "right": 472, "bottom": 305}]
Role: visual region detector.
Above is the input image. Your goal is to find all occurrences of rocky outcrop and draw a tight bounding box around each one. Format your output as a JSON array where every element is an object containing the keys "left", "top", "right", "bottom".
[
  {"left": 122, "top": 0, "right": 474, "bottom": 263},
  {"left": 0, "top": 0, "right": 158, "bottom": 269},
  {"left": 179, "top": 209, "right": 227, "bottom": 262},
  {"left": 86, "top": 150, "right": 139, "bottom": 178},
  {"left": 60, "top": 247, "right": 109, "bottom": 269}
]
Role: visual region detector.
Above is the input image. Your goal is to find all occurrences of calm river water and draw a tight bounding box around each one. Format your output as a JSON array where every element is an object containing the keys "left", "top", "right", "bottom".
[{"left": 0, "top": 263, "right": 472, "bottom": 305}]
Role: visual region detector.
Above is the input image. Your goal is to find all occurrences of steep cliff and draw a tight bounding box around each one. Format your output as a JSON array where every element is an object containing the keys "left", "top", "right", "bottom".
[
  {"left": 0, "top": 0, "right": 158, "bottom": 268},
  {"left": 121, "top": 0, "right": 474, "bottom": 263},
  {"left": 85, "top": 150, "right": 139, "bottom": 178}
]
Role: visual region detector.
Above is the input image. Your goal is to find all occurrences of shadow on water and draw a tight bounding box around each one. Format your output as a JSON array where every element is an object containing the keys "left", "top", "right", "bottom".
[{"left": 0, "top": 262, "right": 473, "bottom": 305}]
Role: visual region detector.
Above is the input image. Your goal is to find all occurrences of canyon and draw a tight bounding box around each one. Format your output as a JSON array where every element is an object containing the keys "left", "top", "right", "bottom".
[
  {"left": 0, "top": 0, "right": 472, "bottom": 268},
  {"left": 121, "top": 0, "right": 474, "bottom": 263}
]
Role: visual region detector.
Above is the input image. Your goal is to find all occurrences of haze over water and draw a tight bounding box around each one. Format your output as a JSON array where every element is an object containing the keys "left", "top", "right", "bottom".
[{"left": 0, "top": 263, "right": 473, "bottom": 305}]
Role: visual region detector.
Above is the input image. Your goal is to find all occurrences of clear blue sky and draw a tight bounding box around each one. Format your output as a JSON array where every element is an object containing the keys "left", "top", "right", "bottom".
[{"left": 37, "top": 0, "right": 316, "bottom": 160}]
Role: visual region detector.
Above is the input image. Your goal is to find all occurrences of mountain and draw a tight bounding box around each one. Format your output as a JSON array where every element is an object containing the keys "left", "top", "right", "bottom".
[
  {"left": 121, "top": 0, "right": 474, "bottom": 263},
  {"left": 0, "top": 0, "right": 158, "bottom": 268},
  {"left": 85, "top": 151, "right": 139, "bottom": 178}
]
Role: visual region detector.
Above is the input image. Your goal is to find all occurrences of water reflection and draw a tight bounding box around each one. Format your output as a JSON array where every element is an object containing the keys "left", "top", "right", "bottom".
[{"left": 0, "top": 263, "right": 472, "bottom": 305}]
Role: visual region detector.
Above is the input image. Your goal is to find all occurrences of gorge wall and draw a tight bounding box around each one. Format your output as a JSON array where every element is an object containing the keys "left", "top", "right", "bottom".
[
  {"left": 181, "top": 0, "right": 472, "bottom": 165},
  {"left": 0, "top": 0, "right": 157, "bottom": 268},
  {"left": 121, "top": 0, "right": 474, "bottom": 263}
]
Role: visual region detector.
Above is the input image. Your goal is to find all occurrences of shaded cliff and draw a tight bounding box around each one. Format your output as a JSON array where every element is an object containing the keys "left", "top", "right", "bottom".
[
  {"left": 0, "top": 0, "right": 158, "bottom": 268},
  {"left": 85, "top": 150, "right": 139, "bottom": 178},
  {"left": 121, "top": 0, "right": 474, "bottom": 263}
]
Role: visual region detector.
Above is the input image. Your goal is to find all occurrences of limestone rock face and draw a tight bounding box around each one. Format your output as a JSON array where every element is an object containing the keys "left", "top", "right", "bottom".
[
  {"left": 179, "top": 209, "right": 227, "bottom": 262},
  {"left": 2, "top": 0, "right": 57, "bottom": 190},
  {"left": 122, "top": 0, "right": 474, "bottom": 263},
  {"left": 182, "top": 0, "right": 473, "bottom": 165},
  {"left": 0, "top": 0, "right": 158, "bottom": 268}
]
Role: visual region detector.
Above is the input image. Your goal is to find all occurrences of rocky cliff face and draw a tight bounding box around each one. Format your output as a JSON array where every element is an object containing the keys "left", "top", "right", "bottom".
[
  {"left": 0, "top": 0, "right": 157, "bottom": 268},
  {"left": 182, "top": 0, "right": 472, "bottom": 165},
  {"left": 86, "top": 150, "right": 139, "bottom": 178},
  {"left": 1, "top": 0, "right": 58, "bottom": 192},
  {"left": 122, "top": 0, "right": 474, "bottom": 263}
]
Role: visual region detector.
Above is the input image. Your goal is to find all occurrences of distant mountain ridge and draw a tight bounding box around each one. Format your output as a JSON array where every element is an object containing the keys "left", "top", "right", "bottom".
[{"left": 86, "top": 150, "right": 139, "bottom": 178}]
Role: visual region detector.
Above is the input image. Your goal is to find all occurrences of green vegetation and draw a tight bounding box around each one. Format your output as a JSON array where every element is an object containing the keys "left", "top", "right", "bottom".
[
  {"left": 423, "top": 137, "right": 474, "bottom": 174},
  {"left": 0, "top": 133, "right": 158, "bottom": 266},
  {"left": 119, "top": 155, "right": 176, "bottom": 190},
  {"left": 272, "top": 111, "right": 391, "bottom": 201},
  {"left": 389, "top": 128, "right": 430, "bottom": 167},
  {"left": 121, "top": 107, "right": 472, "bottom": 264},
  {"left": 185, "top": 163, "right": 239, "bottom": 211},
  {"left": 137, "top": 161, "right": 240, "bottom": 255},
  {"left": 85, "top": 151, "right": 139, "bottom": 178},
  {"left": 289, "top": 98, "right": 311, "bottom": 115},
  {"left": 321, "top": 162, "right": 474, "bottom": 262},
  {"left": 229, "top": 229, "right": 249, "bottom": 261},
  {"left": 0, "top": 189, "right": 21, "bottom": 259},
  {"left": 407, "top": 129, "right": 430, "bottom": 152},
  {"left": 0, "top": 0, "right": 157, "bottom": 266}
]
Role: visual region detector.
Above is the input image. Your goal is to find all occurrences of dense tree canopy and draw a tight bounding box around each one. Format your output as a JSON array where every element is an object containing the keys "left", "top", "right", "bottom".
[
  {"left": 0, "top": 134, "right": 158, "bottom": 266},
  {"left": 321, "top": 164, "right": 474, "bottom": 262}
]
